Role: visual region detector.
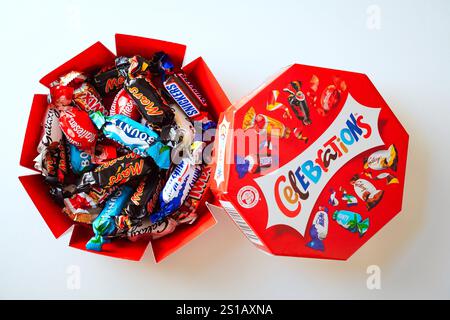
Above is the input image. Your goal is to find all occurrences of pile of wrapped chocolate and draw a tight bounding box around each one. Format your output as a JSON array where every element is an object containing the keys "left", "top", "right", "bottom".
[{"left": 34, "top": 52, "right": 215, "bottom": 252}]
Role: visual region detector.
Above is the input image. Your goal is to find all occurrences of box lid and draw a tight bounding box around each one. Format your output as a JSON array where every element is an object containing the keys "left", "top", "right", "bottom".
[{"left": 211, "top": 64, "right": 409, "bottom": 260}]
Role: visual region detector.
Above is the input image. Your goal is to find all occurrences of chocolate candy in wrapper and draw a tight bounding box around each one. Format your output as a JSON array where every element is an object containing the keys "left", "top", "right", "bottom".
[
  {"left": 119, "top": 170, "right": 165, "bottom": 228},
  {"left": 59, "top": 71, "right": 87, "bottom": 88},
  {"left": 164, "top": 72, "right": 207, "bottom": 119},
  {"left": 125, "top": 76, "right": 174, "bottom": 129},
  {"left": 126, "top": 55, "right": 151, "bottom": 79},
  {"left": 332, "top": 210, "right": 369, "bottom": 237},
  {"left": 63, "top": 206, "right": 102, "bottom": 224},
  {"left": 150, "top": 158, "right": 202, "bottom": 223},
  {"left": 63, "top": 186, "right": 116, "bottom": 224},
  {"left": 89, "top": 111, "right": 170, "bottom": 169},
  {"left": 182, "top": 165, "right": 211, "bottom": 207},
  {"left": 56, "top": 139, "right": 68, "bottom": 184},
  {"left": 77, "top": 153, "right": 156, "bottom": 191},
  {"left": 306, "top": 208, "right": 329, "bottom": 251},
  {"left": 110, "top": 88, "right": 141, "bottom": 121},
  {"left": 69, "top": 144, "right": 94, "bottom": 175},
  {"left": 126, "top": 208, "right": 198, "bottom": 242},
  {"left": 34, "top": 139, "right": 68, "bottom": 186},
  {"left": 92, "top": 65, "right": 126, "bottom": 96},
  {"left": 92, "top": 144, "right": 118, "bottom": 164},
  {"left": 37, "top": 105, "right": 63, "bottom": 153},
  {"left": 127, "top": 217, "right": 177, "bottom": 241},
  {"left": 59, "top": 107, "right": 98, "bottom": 151},
  {"left": 350, "top": 175, "right": 384, "bottom": 210},
  {"left": 49, "top": 71, "right": 87, "bottom": 107},
  {"left": 171, "top": 165, "right": 212, "bottom": 221},
  {"left": 73, "top": 82, "right": 108, "bottom": 115},
  {"left": 64, "top": 186, "right": 117, "bottom": 213},
  {"left": 364, "top": 144, "right": 398, "bottom": 171},
  {"left": 149, "top": 51, "right": 174, "bottom": 80},
  {"left": 162, "top": 103, "right": 195, "bottom": 149},
  {"left": 34, "top": 145, "right": 59, "bottom": 182},
  {"left": 86, "top": 185, "right": 134, "bottom": 251},
  {"left": 171, "top": 209, "right": 198, "bottom": 225},
  {"left": 49, "top": 85, "right": 74, "bottom": 107}
]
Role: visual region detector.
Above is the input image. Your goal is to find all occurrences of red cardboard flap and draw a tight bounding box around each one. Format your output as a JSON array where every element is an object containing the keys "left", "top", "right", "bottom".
[
  {"left": 183, "top": 57, "right": 231, "bottom": 120},
  {"left": 20, "top": 94, "right": 48, "bottom": 171},
  {"left": 151, "top": 204, "right": 217, "bottom": 263},
  {"left": 19, "top": 174, "right": 73, "bottom": 238},
  {"left": 69, "top": 224, "right": 150, "bottom": 261},
  {"left": 40, "top": 42, "right": 116, "bottom": 88},
  {"left": 115, "top": 34, "right": 186, "bottom": 69}
]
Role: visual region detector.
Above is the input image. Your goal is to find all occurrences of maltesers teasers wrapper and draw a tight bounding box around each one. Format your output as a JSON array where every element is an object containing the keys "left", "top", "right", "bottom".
[
  {"left": 59, "top": 107, "right": 98, "bottom": 151},
  {"left": 211, "top": 63, "right": 409, "bottom": 260}
]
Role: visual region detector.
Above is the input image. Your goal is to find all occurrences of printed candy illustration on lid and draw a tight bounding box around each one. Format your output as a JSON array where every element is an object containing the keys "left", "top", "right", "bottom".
[{"left": 211, "top": 64, "right": 408, "bottom": 260}]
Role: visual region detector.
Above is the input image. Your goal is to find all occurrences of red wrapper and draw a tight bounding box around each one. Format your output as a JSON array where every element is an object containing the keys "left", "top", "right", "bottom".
[
  {"left": 110, "top": 88, "right": 141, "bottom": 121},
  {"left": 59, "top": 107, "right": 98, "bottom": 151},
  {"left": 73, "top": 82, "right": 108, "bottom": 115}
]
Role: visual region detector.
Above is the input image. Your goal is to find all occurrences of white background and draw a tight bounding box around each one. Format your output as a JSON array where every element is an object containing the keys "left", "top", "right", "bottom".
[{"left": 2, "top": 0, "right": 449, "bottom": 299}]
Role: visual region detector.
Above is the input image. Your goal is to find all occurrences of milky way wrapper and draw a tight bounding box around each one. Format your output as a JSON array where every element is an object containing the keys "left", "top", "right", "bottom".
[
  {"left": 150, "top": 158, "right": 202, "bottom": 223},
  {"left": 210, "top": 63, "right": 409, "bottom": 260}
]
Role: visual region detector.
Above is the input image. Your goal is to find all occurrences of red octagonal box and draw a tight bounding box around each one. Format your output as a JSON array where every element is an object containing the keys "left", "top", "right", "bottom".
[
  {"left": 211, "top": 64, "right": 408, "bottom": 260},
  {"left": 19, "top": 34, "right": 230, "bottom": 262}
]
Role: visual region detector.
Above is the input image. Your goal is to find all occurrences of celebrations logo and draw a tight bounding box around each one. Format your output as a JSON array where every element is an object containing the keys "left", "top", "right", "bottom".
[{"left": 254, "top": 94, "right": 384, "bottom": 236}]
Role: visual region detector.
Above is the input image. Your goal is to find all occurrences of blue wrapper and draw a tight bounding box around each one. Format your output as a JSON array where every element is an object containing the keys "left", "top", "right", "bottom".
[
  {"left": 332, "top": 210, "right": 369, "bottom": 237},
  {"left": 235, "top": 155, "right": 251, "bottom": 179},
  {"left": 69, "top": 144, "right": 94, "bottom": 174},
  {"left": 86, "top": 185, "right": 134, "bottom": 252},
  {"left": 150, "top": 159, "right": 201, "bottom": 223},
  {"left": 306, "top": 209, "right": 328, "bottom": 251},
  {"left": 90, "top": 111, "right": 171, "bottom": 169},
  {"left": 306, "top": 226, "right": 324, "bottom": 251}
]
